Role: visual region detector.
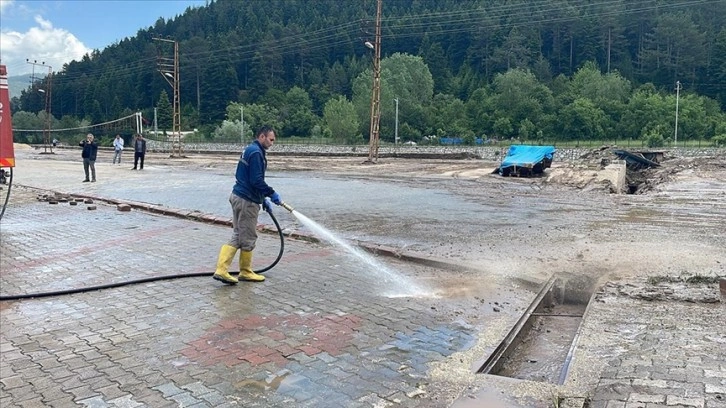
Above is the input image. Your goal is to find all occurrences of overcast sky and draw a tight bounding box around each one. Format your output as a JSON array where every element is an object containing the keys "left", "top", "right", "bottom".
[{"left": 0, "top": 0, "right": 206, "bottom": 76}]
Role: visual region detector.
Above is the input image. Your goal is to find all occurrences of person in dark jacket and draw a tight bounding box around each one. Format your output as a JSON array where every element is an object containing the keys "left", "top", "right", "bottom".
[
  {"left": 213, "top": 125, "right": 284, "bottom": 285},
  {"left": 79, "top": 133, "right": 98, "bottom": 182},
  {"left": 132, "top": 134, "right": 147, "bottom": 170}
]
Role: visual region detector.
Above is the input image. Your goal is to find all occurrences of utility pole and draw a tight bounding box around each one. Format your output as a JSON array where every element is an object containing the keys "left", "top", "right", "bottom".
[
  {"left": 674, "top": 81, "right": 681, "bottom": 146},
  {"left": 394, "top": 98, "right": 399, "bottom": 145},
  {"left": 153, "top": 107, "right": 158, "bottom": 137},
  {"left": 365, "top": 0, "right": 382, "bottom": 163},
  {"left": 27, "top": 59, "right": 52, "bottom": 154},
  {"left": 154, "top": 37, "right": 182, "bottom": 157},
  {"left": 241, "top": 106, "right": 244, "bottom": 144}
]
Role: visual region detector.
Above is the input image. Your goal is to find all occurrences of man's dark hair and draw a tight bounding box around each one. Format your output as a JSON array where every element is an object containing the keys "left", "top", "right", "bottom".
[{"left": 256, "top": 126, "right": 274, "bottom": 138}]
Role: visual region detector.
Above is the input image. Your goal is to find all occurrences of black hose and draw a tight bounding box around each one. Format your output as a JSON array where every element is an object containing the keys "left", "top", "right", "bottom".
[
  {"left": 256, "top": 206, "right": 285, "bottom": 273},
  {"left": 0, "top": 207, "right": 285, "bottom": 301},
  {"left": 0, "top": 167, "right": 13, "bottom": 221}
]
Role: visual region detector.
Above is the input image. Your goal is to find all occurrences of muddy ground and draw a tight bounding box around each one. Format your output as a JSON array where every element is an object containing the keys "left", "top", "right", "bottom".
[
  {"left": 9, "top": 144, "right": 726, "bottom": 292},
  {"left": 256, "top": 149, "right": 725, "bottom": 298}
]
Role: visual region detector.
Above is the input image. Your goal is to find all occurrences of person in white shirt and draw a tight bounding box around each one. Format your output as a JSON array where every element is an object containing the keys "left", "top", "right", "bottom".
[{"left": 112, "top": 134, "right": 124, "bottom": 164}]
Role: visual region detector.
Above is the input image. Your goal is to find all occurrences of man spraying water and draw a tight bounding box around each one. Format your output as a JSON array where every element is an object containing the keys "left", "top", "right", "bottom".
[{"left": 213, "top": 126, "right": 284, "bottom": 285}]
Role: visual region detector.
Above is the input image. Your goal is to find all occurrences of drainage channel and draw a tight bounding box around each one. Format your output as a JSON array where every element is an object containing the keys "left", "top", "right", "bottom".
[{"left": 477, "top": 275, "right": 595, "bottom": 384}]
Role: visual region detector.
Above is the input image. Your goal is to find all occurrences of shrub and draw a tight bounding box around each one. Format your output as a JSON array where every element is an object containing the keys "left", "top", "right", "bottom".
[
  {"left": 644, "top": 131, "right": 665, "bottom": 148},
  {"left": 712, "top": 133, "right": 726, "bottom": 146}
]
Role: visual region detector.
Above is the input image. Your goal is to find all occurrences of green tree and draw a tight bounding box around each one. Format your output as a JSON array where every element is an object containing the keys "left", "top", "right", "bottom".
[
  {"left": 182, "top": 36, "right": 212, "bottom": 115},
  {"left": 491, "top": 68, "right": 554, "bottom": 133},
  {"left": 213, "top": 120, "right": 244, "bottom": 142},
  {"left": 567, "top": 62, "right": 631, "bottom": 139},
  {"left": 323, "top": 96, "right": 360, "bottom": 143},
  {"left": 644, "top": 127, "right": 667, "bottom": 147},
  {"left": 419, "top": 36, "right": 452, "bottom": 94},
  {"left": 279, "top": 86, "right": 317, "bottom": 137},
  {"left": 58, "top": 115, "right": 81, "bottom": 141},
  {"left": 560, "top": 98, "right": 607, "bottom": 140},
  {"left": 491, "top": 27, "right": 537, "bottom": 72},
  {"left": 230, "top": 103, "right": 282, "bottom": 138},
  {"left": 619, "top": 86, "right": 672, "bottom": 140},
  {"left": 710, "top": 28, "right": 726, "bottom": 107},
  {"left": 181, "top": 102, "right": 200, "bottom": 131},
  {"left": 518, "top": 118, "right": 536, "bottom": 140},
  {"left": 11, "top": 111, "right": 44, "bottom": 143},
  {"left": 569, "top": 62, "right": 631, "bottom": 103},
  {"left": 89, "top": 100, "right": 103, "bottom": 125},
  {"left": 398, "top": 123, "right": 422, "bottom": 144},
  {"left": 223, "top": 102, "right": 253, "bottom": 141},
  {"left": 199, "top": 56, "right": 238, "bottom": 123},
  {"left": 641, "top": 12, "right": 707, "bottom": 85},
  {"left": 326, "top": 61, "right": 349, "bottom": 97},
  {"left": 156, "top": 90, "right": 173, "bottom": 130},
  {"left": 464, "top": 87, "right": 494, "bottom": 136},
  {"left": 425, "top": 94, "right": 467, "bottom": 137},
  {"left": 676, "top": 93, "right": 722, "bottom": 141},
  {"left": 493, "top": 117, "right": 514, "bottom": 139},
  {"left": 110, "top": 96, "right": 122, "bottom": 119},
  {"left": 352, "top": 53, "right": 434, "bottom": 142},
  {"left": 712, "top": 133, "right": 726, "bottom": 146}
]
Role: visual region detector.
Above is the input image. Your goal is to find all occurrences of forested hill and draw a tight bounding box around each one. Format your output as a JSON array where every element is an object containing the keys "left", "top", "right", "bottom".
[{"left": 13, "top": 0, "right": 726, "bottom": 144}]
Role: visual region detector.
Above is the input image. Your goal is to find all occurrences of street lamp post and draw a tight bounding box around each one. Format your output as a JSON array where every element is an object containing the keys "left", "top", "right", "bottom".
[
  {"left": 153, "top": 107, "right": 158, "bottom": 137},
  {"left": 674, "top": 81, "right": 681, "bottom": 146},
  {"left": 394, "top": 98, "right": 399, "bottom": 145}
]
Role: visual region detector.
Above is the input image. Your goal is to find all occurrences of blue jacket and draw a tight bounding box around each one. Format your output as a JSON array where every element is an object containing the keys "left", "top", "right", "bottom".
[{"left": 232, "top": 140, "right": 275, "bottom": 204}]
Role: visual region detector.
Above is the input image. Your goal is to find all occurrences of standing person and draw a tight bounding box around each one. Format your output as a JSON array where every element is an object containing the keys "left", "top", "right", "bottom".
[
  {"left": 213, "top": 126, "right": 283, "bottom": 285},
  {"left": 112, "top": 134, "right": 124, "bottom": 164},
  {"left": 132, "top": 134, "right": 146, "bottom": 170},
  {"left": 79, "top": 133, "right": 98, "bottom": 182}
]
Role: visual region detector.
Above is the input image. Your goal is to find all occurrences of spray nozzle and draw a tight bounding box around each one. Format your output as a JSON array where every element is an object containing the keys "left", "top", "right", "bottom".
[{"left": 281, "top": 202, "right": 294, "bottom": 213}]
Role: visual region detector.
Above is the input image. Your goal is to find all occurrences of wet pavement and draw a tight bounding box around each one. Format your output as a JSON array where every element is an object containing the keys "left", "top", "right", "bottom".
[{"left": 1, "top": 148, "right": 725, "bottom": 407}]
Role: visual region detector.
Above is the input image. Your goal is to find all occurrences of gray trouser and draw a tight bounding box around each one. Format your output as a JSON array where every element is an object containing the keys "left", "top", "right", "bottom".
[
  {"left": 83, "top": 158, "right": 96, "bottom": 181},
  {"left": 228, "top": 193, "right": 260, "bottom": 251},
  {"left": 113, "top": 150, "right": 122, "bottom": 163}
]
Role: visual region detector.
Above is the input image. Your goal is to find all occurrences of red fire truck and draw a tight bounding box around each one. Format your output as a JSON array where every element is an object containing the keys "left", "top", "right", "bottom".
[{"left": 1, "top": 64, "right": 16, "bottom": 214}]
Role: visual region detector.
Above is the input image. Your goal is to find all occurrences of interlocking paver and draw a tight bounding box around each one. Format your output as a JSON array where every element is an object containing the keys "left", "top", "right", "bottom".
[
  {"left": 107, "top": 394, "right": 143, "bottom": 407},
  {"left": 3, "top": 152, "right": 725, "bottom": 408},
  {"left": 77, "top": 395, "right": 109, "bottom": 407}
]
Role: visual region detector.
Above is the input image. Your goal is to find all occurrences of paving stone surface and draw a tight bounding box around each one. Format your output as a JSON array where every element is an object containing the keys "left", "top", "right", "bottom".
[
  {"left": 576, "top": 284, "right": 725, "bottom": 408},
  {"left": 2, "top": 151, "right": 724, "bottom": 408},
  {"left": 1, "top": 185, "right": 514, "bottom": 407}
]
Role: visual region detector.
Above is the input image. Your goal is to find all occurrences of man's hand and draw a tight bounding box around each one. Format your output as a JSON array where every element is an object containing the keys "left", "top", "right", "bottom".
[
  {"left": 262, "top": 199, "right": 273, "bottom": 214},
  {"left": 270, "top": 192, "right": 282, "bottom": 205}
]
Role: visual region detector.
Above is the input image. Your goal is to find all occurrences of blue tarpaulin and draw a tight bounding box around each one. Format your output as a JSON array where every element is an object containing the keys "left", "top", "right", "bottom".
[{"left": 495, "top": 145, "right": 556, "bottom": 176}]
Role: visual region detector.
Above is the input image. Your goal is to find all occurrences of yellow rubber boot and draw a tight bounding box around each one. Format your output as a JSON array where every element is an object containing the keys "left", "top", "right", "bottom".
[
  {"left": 238, "top": 250, "right": 265, "bottom": 282},
  {"left": 212, "top": 244, "right": 239, "bottom": 284}
]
